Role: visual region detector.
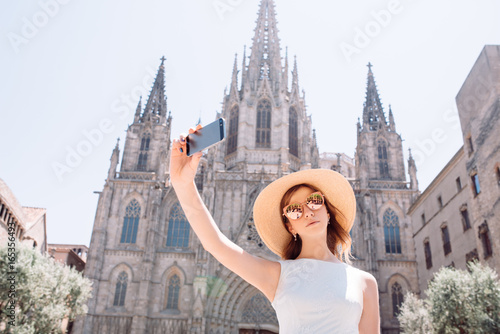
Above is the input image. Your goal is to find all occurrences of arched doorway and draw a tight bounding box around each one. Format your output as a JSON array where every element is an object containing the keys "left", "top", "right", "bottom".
[{"left": 238, "top": 293, "right": 278, "bottom": 334}]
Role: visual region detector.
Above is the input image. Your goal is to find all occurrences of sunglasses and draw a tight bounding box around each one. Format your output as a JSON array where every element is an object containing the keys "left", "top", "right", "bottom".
[{"left": 282, "top": 192, "right": 325, "bottom": 220}]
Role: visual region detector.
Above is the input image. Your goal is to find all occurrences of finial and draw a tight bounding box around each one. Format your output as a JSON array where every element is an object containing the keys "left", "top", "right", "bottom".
[
  {"left": 160, "top": 56, "right": 166, "bottom": 66},
  {"left": 367, "top": 62, "right": 373, "bottom": 72}
]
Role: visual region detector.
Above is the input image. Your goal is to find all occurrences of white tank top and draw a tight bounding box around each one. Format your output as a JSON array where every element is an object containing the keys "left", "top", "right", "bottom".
[{"left": 271, "top": 258, "right": 364, "bottom": 334}]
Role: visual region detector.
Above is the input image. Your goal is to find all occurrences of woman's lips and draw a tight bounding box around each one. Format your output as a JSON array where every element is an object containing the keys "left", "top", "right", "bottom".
[{"left": 306, "top": 221, "right": 319, "bottom": 227}]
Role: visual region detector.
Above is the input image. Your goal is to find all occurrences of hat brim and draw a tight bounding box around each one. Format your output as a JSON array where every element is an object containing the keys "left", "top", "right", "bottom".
[{"left": 253, "top": 169, "right": 356, "bottom": 257}]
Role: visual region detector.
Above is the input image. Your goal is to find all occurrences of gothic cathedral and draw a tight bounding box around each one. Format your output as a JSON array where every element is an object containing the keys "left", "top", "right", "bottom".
[{"left": 76, "top": 1, "right": 419, "bottom": 333}]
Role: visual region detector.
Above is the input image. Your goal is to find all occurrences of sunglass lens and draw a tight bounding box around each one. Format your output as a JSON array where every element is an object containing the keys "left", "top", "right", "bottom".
[
  {"left": 306, "top": 194, "right": 324, "bottom": 210},
  {"left": 285, "top": 203, "right": 303, "bottom": 220}
]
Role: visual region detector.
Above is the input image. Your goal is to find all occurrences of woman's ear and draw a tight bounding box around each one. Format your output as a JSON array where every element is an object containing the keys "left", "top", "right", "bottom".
[{"left": 285, "top": 222, "right": 294, "bottom": 234}]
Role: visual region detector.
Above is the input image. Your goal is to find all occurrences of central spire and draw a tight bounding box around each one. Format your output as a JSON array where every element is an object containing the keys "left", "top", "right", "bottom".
[
  {"left": 247, "top": 0, "right": 282, "bottom": 87},
  {"left": 143, "top": 57, "right": 167, "bottom": 119},
  {"left": 362, "top": 62, "right": 387, "bottom": 131}
]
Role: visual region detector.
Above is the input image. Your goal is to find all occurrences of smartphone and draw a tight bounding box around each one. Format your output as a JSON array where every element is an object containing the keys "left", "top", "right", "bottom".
[{"left": 186, "top": 118, "right": 226, "bottom": 156}]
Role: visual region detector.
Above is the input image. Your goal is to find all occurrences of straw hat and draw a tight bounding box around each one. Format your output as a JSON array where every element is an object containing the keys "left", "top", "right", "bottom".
[{"left": 253, "top": 169, "right": 356, "bottom": 257}]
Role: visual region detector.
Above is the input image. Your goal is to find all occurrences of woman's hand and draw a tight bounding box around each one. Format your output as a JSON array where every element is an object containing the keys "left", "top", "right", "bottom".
[{"left": 170, "top": 124, "right": 203, "bottom": 187}]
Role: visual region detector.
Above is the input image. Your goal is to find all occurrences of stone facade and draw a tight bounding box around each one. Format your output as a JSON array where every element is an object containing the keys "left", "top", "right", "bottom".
[
  {"left": 0, "top": 178, "right": 47, "bottom": 253},
  {"left": 75, "top": 1, "right": 420, "bottom": 333},
  {"left": 456, "top": 45, "right": 500, "bottom": 271},
  {"left": 408, "top": 148, "right": 475, "bottom": 295},
  {"left": 408, "top": 45, "right": 500, "bottom": 296}
]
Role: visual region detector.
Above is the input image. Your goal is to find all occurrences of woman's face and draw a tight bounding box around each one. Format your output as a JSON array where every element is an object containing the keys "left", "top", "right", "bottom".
[{"left": 284, "top": 186, "right": 330, "bottom": 239}]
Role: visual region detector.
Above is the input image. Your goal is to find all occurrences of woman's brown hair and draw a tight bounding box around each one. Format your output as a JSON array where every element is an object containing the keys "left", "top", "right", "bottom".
[{"left": 280, "top": 183, "right": 353, "bottom": 263}]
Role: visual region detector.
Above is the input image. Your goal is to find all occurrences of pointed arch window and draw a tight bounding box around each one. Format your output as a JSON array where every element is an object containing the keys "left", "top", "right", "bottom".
[
  {"left": 289, "top": 106, "right": 298, "bottom": 157},
  {"left": 377, "top": 140, "right": 389, "bottom": 179},
  {"left": 113, "top": 272, "right": 128, "bottom": 306},
  {"left": 391, "top": 282, "right": 404, "bottom": 317},
  {"left": 166, "top": 203, "right": 190, "bottom": 248},
  {"left": 166, "top": 274, "right": 180, "bottom": 309},
  {"left": 227, "top": 105, "right": 239, "bottom": 155},
  {"left": 256, "top": 99, "right": 271, "bottom": 148},
  {"left": 384, "top": 208, "right": 401, "bottom": 254},
  {"left": 120, "top": 200, "right": 140, "bottom": 244},
  {"left": 137, "top": 133, "right": 151, "bottom": 171}
]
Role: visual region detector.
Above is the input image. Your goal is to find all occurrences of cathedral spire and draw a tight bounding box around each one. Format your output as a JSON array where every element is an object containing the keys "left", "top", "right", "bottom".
[
  {"left": 241, "top": 45, "right": 247, "bottom": 89},
  {"left": 389, "top": 104, "right": 396, "bottom": 132},
  {"left": 142, "top": 56, "right": 167, "bottom": 121},
  {"left": 292, "top": 55, "right": 299, "bottom": 89},
  {"left": 282, "top": 46, "right": 289, "bottom": 91},
  {"left": 229, "top": 53, "right": 239, "bottom": 100},
  {"left": 247, "top": 0, "right": 282, "bottom": 87},
  {"left": 134, "top": 96, "right": 142, "bottom": 123},
  {"left": 107, "top": 138, "right": 120, "bottom": 180},
  {"left": 362, "top": 62, "right": 387, "bottom": 131},
  {"left": 408, "top": 148, "right": 418, "bottom": 191}
]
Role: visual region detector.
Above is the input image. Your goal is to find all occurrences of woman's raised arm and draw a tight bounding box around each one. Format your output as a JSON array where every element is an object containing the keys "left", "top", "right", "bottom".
[{"left": 169, "top": 126, "right": 281, "bottom": 302}]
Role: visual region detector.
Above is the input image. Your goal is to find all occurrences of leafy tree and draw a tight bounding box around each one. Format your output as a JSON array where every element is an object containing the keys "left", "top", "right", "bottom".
[
  {"left": 398, "top": 261, "right": 500, "bottom": 334},
  {"left": 0, "top": 244, "right": 92, "bottom": 334},
  {"left": 398, "top": 292, "right": 433, "bottom": 334}
]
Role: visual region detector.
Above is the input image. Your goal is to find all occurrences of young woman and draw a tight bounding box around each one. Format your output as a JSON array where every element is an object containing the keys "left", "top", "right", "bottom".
[{"left": 170, "top": 126, "right": 380, "bottom": 333}]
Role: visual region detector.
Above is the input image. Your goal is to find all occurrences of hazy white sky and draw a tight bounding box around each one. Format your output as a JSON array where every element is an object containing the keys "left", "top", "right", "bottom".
[{"left": 1, "top": 0, "right": 499, "bottom": 246}]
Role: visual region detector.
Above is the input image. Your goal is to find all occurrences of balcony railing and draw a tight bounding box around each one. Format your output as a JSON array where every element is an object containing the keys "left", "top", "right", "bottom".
[{"left": 115, "top": 171, "right": 156, "bottom": 181}]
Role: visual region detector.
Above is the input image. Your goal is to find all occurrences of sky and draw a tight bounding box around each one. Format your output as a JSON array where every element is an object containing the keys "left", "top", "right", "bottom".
[{"left": 1, "top": 0, "right": 499, "bottom": 246}]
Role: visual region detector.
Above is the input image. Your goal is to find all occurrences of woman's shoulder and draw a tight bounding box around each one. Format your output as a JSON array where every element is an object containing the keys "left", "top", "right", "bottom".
[
  {"left": 344, "top": 264, "right": 376, "bottom": 281},
  {"left": 345, "top": 265, "right": 378, "bottom": 292}
]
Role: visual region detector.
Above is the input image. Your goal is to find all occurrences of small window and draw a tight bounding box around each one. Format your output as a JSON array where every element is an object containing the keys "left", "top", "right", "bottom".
[
  {"left": 461, "top": 208, "right": 471, "bottom": 231},
  {"left": 496, "top": 166, "right": 500, "bottom": 186},
  {"left": 441, "top": 225, "right": 452, "bottom": 255},
  {"left": 456, "top": 177, "right": 462, "bottom": 192},
  {"left": 471, "top": 174, "right": 481, "bottom": 196},
  {"left": 437, "top": 196, "right": 443, "bottom": 208},
  {"left": 478, "top": 221, "right": 493, "bottom": 258},
  {"left": 424, "top": 240, "right": 432, "bottom": 269},
  {"left": 467, "top": 136, "right": 474, "bottom": 155},
  {"left": 421, "top": 213, "right": 426, "bottom": 225}
]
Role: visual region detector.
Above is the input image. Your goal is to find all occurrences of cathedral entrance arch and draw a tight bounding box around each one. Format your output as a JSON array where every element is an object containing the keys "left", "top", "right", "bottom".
[{"left": 237, "top": 293, "right": 279, "bottom": 334}]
